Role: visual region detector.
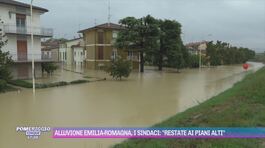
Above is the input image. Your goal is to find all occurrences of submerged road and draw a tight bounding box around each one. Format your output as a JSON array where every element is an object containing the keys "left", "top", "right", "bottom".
[{"left": 0, "top": 62, "right": 263, "bottom": 148}]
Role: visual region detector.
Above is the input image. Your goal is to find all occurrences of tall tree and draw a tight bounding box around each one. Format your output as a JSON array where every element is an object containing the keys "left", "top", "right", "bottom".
[
  {"left": 116, "top": 15, "right": 159, "bottom": 72},
  {"left": 162, "top": 20, "right": 187, "bottom": 71}
]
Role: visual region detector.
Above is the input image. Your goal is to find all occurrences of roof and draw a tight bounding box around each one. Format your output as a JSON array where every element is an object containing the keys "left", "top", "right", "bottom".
[
  {"left": 66, "top": 37, "right": 83, "bottom": 42},
  {"left": 78, "top": 23, "right": 124, "bottom": 33},
  {"left": 0, "top": 0, "right": 48, "bottom": 12},
  {"left": 185, "top": 41, "right": 209, "bottom": 48},
  {"left": 42, "top": 45, "right": 59, "bottom": 51}
]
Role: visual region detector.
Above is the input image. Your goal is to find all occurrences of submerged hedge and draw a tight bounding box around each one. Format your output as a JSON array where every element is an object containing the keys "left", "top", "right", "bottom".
[{"left": 8, "top": 79, "right": 89, "bottom": 89}]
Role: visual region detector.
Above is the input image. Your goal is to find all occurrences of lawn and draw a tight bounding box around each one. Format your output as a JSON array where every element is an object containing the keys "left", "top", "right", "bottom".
[{"left": 114, "top": 67, "right": 265, "bottom": 148}]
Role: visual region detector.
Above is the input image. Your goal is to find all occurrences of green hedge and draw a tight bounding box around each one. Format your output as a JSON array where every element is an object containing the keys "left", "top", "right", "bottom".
[
  {"left": 70, "top": 80, "right": 89, "bottom": 84},
  {"left": 8, "top": 80, "right": 32, "bottom": 88}
]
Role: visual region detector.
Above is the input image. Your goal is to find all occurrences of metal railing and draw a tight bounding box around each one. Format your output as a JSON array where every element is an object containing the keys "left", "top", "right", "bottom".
[
  {"left": 3, "top": 24, "right": 53, "bottom": 37},
  {"left": 10, "top": 51, "right": 58, "bottom": 62}
]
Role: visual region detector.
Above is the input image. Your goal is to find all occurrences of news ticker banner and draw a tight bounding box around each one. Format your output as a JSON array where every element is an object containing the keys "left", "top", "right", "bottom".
[{"left": 52, "top": 128, "right": 265, "bottom": 139}]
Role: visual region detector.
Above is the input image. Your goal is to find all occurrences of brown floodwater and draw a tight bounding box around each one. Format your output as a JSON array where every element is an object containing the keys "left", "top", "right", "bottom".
[{"left": 0, "top": 62, "right": 263, "bottom": 148}]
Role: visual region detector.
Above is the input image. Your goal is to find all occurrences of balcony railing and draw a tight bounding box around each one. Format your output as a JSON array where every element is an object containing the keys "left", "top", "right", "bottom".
[
  {"left": 10, "top": 51, "right": 58, "bottom": 62},
  {"left": 3, "top": 25, "right": 53, "bottom": 37}
]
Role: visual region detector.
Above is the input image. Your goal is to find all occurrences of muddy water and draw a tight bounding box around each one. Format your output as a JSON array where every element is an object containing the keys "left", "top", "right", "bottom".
[{"left": 0, "top": 62, "right": 263, "bottom": 148}]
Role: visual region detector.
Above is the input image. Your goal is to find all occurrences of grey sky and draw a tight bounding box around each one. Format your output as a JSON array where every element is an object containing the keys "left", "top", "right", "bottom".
[{"left": 19, "top": 0, "right": 265, "bottom": 52}]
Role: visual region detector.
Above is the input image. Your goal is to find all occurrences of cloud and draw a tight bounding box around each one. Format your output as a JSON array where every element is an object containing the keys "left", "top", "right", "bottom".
[{"left": 18, "top": 0, "right": 265, "bottom": 52}]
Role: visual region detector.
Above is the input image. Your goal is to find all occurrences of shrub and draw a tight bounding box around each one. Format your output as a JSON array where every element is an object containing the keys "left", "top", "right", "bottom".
[
  {"left": 105, "top": 58, "right": 132, "bottom": 80},
  {"left": 0, "top": 79, "right": 7, "bottom": 92},
  {"left": 41, "top": 63, "right": 58, "bottom": 74}
]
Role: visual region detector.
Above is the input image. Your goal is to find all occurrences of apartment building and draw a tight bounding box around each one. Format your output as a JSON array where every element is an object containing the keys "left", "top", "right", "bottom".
[
  {"left": 78, "top": 23, "right": 139, "bottom": 70},
  {"left": 0, "top": 0, "right": 53, "bottom": 79}
]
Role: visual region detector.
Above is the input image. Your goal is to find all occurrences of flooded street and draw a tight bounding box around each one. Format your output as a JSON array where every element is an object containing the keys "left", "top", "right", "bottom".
[{"left": 0, "top": 62, "right": 263, "bottom": 148}]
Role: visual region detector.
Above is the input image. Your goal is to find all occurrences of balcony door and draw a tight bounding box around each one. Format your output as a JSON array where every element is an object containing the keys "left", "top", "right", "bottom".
[
  {"left": 17, "top": 40, "right": 28, "bottom": 61},
  {"left": 16, "top": 14, "right": 26, "bottom": 34}
]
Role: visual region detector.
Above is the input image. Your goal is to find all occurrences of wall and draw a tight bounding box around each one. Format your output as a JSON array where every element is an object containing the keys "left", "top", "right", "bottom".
[
  {"left": 0, "top": 3, "right": 44, "bottom": 61},
  {"left": 73, "top": 47, "right": 85, "bottom": 65},
  {"left": 0, "top": 4, "right": 42, "bottom": 28}
]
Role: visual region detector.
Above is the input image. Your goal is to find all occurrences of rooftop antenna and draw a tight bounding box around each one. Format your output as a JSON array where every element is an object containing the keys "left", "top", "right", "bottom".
[{"left": 108, "top": 0, "right": 111, "bottom": 26}]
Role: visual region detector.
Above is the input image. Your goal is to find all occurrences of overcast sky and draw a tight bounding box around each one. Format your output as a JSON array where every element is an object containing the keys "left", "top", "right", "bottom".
[{"left": 19, "top": 0, "right": 265, "bottom": 52}]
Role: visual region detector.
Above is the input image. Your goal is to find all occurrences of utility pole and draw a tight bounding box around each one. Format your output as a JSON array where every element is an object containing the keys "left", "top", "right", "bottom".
[{"left": 30, "top": 0, "right": 35, "bottom": 95}]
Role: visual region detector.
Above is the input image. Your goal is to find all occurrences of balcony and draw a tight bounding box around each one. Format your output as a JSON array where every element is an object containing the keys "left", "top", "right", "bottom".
[
  {"left": 3, "top": 25, "right": 53, "bottom": 37},
  {"left": 11, "top": 52, "right": 58, "bottom": 63}
]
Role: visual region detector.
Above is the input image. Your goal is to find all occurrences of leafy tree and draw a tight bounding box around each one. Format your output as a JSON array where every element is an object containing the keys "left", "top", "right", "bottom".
[
  {"left": 206, "top": 41, "right": 255, "bottom": 65},
  {"left": 105, "top": 57, "right": 132, "bottom": 80},
  {"left": 156, "top": 20, "right": 185, "bottom": 71},
  {"left": 116, "top": 15, "right": 160, "bottom": 73}
]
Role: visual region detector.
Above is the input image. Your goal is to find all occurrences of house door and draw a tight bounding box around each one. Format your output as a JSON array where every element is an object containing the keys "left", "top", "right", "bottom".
[{"left": 17, "top": 40, "right": 28, "bottom": 61}]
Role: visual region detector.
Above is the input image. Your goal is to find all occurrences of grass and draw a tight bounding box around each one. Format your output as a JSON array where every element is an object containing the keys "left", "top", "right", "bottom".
[
  {"left": 0, "top": 85, "right": 18, "bottom": 93},
  {"left": 8, "top": 79, "right": 89, "bottom": 89},
  {"left": 114, "top": 67, "right": 265, "bottom": 148}
]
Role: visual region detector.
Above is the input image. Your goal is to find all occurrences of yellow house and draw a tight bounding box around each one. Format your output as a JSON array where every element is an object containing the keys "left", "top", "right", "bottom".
[{"left": 78, "top": 23, "right": 139, "bottom": 70}]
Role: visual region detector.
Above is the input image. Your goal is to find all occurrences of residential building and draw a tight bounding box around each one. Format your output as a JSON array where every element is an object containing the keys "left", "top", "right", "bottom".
[
  {"left": 186, "top": 41, "right": 208, "bottom": 56},
  {"left": 59, "top": 38, "right": 85, "bottom": 66},
  {"left": 0, "top": 0, "right": 53, "bottom": 79},
  {"left": 41, "top": 39, "right": 66, "bottom": 62},
  {"left": 78, "top": 23, "right": 139, "bottom": 70}
]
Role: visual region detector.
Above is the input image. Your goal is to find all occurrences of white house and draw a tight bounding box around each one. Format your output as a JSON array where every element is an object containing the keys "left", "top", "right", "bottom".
[
  {"left": 0, "top": 0, "right": 53, "bottom": 79},
  {"left": 59, "top": 38, "right": 86, "bottom": 66},
  {"left": 73, "top": 44, "right": 86, "bottom": 66}
]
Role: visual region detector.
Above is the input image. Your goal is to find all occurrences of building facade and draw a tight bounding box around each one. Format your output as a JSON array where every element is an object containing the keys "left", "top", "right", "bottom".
[
  {"left": 59, "top": 38, "right": 86, "bottom": 66},
  {"left": 78, "top": 23, "right": 139, "bottom": 70},
  {"left": 0, "top": 0, "right": 53, "bottom": 79}
]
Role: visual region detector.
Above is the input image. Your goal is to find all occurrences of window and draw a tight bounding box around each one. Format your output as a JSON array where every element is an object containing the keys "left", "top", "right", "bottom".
[
  {"left": 98, "top": 46, "right": 104, "bottom": 60},
  {"left": 128, "top": 51, "right": 133, "bottom": 60},
  {"left": 112, "top": 31, "right": 118, "bottom": 38},
  {"left": 112, "top": 49, "right": 118, "bottom": 59},
  {"left": 97, "top": 31, "right": 104, "bottom": 44}
]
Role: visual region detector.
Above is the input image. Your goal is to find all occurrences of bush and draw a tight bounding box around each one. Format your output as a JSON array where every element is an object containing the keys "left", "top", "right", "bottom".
[
  {"left": 105, "top": 58, "right": 132, "bottom": 80},
  {"left": 0, "top": 79, "right": 7, "bottom": 92},
  {"left": 41, "top": 63, "right": 58, "bottom": 74}
]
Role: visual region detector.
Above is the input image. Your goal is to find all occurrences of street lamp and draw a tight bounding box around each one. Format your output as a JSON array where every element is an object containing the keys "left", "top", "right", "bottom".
[{"left": 30, "top": 0, "right": 35, "bottom": 94}]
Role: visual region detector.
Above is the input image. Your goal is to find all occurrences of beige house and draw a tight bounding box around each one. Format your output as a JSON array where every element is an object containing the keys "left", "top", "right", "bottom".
[
  {"left": 186, "top": 41, "right": 208, "bottom": 56},
  {"left": 78, "top": 23, "right": 139, "bottom": 70}
]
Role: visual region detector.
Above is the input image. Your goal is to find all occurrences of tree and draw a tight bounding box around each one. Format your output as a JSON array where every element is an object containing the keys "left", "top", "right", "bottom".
[
  {"left": 155, "top": 20, "right": 184, "bottom": 71},
  {"left": 116, "top": 15, "right": 160, "bottom": 73},
  {"left": 105, "top": 58, "right": 132, "bottom": 80},
  {"left": 0, "top": 18, "right": 13, "bottom": 81},
  {"left": 206, "top": 41, "right": 255, "bottom": 65}
]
